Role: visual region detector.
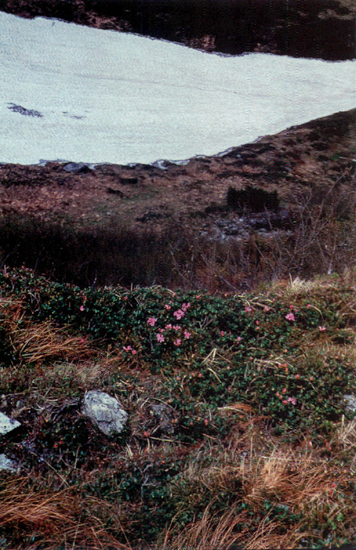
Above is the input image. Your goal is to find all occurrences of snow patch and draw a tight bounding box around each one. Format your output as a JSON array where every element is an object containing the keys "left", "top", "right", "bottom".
[{"left": 0, "top": 12, "right": 355, "bottom": 165}]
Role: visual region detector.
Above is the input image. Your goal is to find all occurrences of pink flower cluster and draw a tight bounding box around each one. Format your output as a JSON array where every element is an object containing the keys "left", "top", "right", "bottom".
[
  {"left": 285, "top": 312, "right": 295, "bottom": 322},
  {"left": 123, "top": 345, "right": 137, "bottom": 355},
  {"left": 285, "top": 397, "right": 297, "bottom": 405},
  {"left": 148, "top": 301, "right": 194, "bottom": 346},
  {"left": 173, "top": 309, "right": 185, "bottom": 320},
  {"left": 276, "top": 390, "right": 297, "bottom": 405}
]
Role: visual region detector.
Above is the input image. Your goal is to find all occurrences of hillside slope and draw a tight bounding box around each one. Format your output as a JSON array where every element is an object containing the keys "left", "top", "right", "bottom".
[{"left": 1, "top": 268, "right": 356, "bottom": 548}]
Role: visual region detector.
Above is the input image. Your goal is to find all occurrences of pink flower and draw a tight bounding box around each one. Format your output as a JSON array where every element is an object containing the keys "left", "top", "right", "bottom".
[
  {"left": 173, "top": 309, "right": 185, "bottom": 320},
  {"left": 319, "top": 326, "right": 326, "bottom": 332},
  {"left": 131, "top": 349, "right": 137, "bottom": 355},
  {"left": 287, "top": 397, "right": 297, "bottom": 405},
  {"left": 282, "top": 388, "right": 287, "bottom": 395},
  {"left": 164, "top": 304, "right": 171, "bottom": 310},
  {"left": 282, "top": 399, "right": 288, "bottom": 404},
  {"left": 236, "top": 336, "right": 242, "bottom": 343},
  {"left": 182, "top": 302, "right": 191, "bottom": 312},
  {"left": 156, "top": 333, "right": 165, "bottom": 343},
  {"left": 220, "top": 331, "right": 225, "bottom": 337},
  {"left": 196, "top": 295, "right": 201, "bottom": 299},
  {"left": 80, "top": 305, "right": 85, "bottom": 311},
  {"left": 123, "top": 345, "right": 132, "bottom": 352},
  {"left": 264, "top": 306, "right": 270, "bottom": 312},
  {"left": 245, "top": 306, "right": 252, "bottom": 313},
  {"left": 158, "top": 328, "right": 165, "bottom": 333},
  {"left": 173, "top": 339, "right": 181, "bottom": 346},
  {"left": 307, "top": 304, "right": 312, "bottom": 309},
  {"left": 183, "top": 330, "right": 191, "bottom": 339},
  {"left": 285, "top": 312, "right": 295, "bottom": 322},
  {"left": 173, "top": 325, "right": 181, "bottom": 331},
  {"left": 147, "top": 317, "right": 157, "bottom": 326},
  {"left": 165, "top": 324, "right": 172, "bottom": 330}
]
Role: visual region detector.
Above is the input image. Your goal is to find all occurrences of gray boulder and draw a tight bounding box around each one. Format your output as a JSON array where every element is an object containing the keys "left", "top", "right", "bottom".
[
  {"left": 0, "top": 411, "right": 21, "bottom": 435},
  {"left": 82, "top": 390, "right": 128, "bottom": 436}
]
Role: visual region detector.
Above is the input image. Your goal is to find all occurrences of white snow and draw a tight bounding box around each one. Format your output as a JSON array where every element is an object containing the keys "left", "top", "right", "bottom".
[{"left": 0, "top": 12, "right": 355, "bottom": 165}]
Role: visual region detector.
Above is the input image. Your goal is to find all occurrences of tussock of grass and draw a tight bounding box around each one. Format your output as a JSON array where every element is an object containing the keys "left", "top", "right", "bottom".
[
  {"left": 12, "top": 321, "right": 94, "bottom": 364},
  {"left": 0, "top": 476, "right": 131, "bottom": 549}
]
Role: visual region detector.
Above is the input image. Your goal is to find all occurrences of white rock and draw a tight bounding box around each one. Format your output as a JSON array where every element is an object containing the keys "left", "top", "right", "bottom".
[
  {"left": 0, "top": 411, "right": 21, "bottom": 435},
  {"left": 0, "top": 454, "right": 17, "bottom": 472},
  {"left": 82, "top": 390, "right": 128, "bottom": 436},
  {"left": 341, "top": 394, "right": 356, "bottom": 414}
]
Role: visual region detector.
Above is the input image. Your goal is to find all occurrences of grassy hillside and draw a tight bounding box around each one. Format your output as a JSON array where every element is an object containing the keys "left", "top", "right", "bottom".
[{"left": 1, "top": 268, "right": 356, "bottom": 549}]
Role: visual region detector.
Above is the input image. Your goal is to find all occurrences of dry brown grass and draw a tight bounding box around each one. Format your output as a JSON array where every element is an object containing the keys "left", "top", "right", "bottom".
[
  {"left": 161, "top": 505, "right": 250, "bottom": 550},
  {"left": 0, "top": 475, "right": 131, "bottom": 549},
  {"left": 162, "top": 421, "right": 356, "bottom": 550},
  {"left": 12, "top": 321, "right": 94, "bottom": 364},
  {"left": 161, "top": 502, "right": 305, "bottom": 550},
  {"left": 0, "top": 296, "right": 94, "bottom": 364}
]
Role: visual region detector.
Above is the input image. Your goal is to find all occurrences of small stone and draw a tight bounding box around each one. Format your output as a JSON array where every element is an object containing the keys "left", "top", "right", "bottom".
[
  {"left": 0, "top": 411, "right": 21, "bottom": 435},
  {"left": 341, "top": 395, "right": 356, "bottom": 414},
  {"left": 63, "top": 162, "right": 91, "bottom": 173},
  {"left": 82, "top": 390, "right": 128, "bottom": 436}
]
